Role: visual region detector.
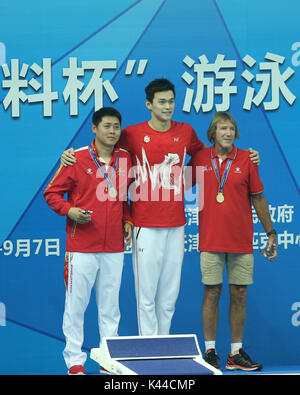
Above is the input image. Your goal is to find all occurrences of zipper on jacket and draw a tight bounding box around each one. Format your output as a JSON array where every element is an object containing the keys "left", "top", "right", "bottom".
[{"left": 103, "top": 197, "right": 108, "bottom": 248}]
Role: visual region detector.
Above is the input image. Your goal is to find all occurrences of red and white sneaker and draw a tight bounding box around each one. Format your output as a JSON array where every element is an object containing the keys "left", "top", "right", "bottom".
[
  {"left": 68, "top": 365, "right": 86, "bottom": 375},
  {"left": 100, "top": 367, "right": 112, "bottom": 375}
]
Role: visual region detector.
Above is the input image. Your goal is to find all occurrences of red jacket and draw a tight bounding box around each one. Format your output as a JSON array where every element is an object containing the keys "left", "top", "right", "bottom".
[{"left": 44, "top": 142, "right": 133, "bottom": 253}]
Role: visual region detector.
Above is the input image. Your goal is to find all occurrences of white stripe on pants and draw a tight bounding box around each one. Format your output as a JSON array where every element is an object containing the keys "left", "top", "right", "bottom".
[
  {"left": 132, "top": 226, "right": 185, "bottom": 336},
  {"left": 63, "top": 251, "right": 124, "bottom": 368}
]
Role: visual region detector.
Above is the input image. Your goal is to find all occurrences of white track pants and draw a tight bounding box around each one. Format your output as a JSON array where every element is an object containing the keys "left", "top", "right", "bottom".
[
  {"left": 132, "top": 226, "right": 185, "bottom": 336},
  {"left": 62, "top": 251, "right": 124, "bottom": 368}
]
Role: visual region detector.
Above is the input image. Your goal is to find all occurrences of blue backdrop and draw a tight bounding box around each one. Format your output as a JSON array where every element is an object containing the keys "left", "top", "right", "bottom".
[{"left": 0, "top": 0, "right": 299, "bottom": 374}]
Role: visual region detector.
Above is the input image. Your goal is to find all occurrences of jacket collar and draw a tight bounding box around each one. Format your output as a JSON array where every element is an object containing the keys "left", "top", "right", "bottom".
[{"left": 210, "top": 144, "right": 237, "bottom": 160}]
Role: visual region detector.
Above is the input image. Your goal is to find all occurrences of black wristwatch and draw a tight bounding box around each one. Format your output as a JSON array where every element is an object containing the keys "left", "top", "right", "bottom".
[{"left": 267, "top": 229, "right": 276, "bottom": 236}]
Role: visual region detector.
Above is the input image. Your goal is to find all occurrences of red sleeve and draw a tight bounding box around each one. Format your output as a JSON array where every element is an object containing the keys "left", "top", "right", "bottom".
[
  {"left": 127, "top": 152, "right": 134, "bottom": 187},
  {"left": 249, "top": 160, "right": 264, "bottom": 195},
  {"left": 188, "top": 127, "right": 205, "bottom": 157},
  {"left": 122, "top": 200, "right": 133, "bottom": 225},
  {"left": 120, "top": 151, "right": 134, "bottom": 225},
  {"left": 186, "top": 150, "right": 203, "bottom": 187},
  {"left": 43, "top": 164, "right": 75, "bottom": 216},
  {"left": 118, "top": 127, "right": 131, "bottom": 151}
]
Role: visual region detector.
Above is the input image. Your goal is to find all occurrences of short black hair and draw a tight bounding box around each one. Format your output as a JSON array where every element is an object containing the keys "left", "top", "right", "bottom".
[
  {"left": 145, "top": 78, "right": 175, "bottom": 103},
  {"left": 92, "top": 107, "right": 122, "bottom": 127}
]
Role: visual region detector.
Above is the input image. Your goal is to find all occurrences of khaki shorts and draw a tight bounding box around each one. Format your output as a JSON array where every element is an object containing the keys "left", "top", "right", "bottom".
[{"left": 200, "top": 251, "right": 254, "bottom": 285}]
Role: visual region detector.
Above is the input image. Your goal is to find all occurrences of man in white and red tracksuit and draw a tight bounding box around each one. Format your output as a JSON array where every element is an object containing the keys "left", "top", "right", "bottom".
[{"left": 44, "top": 107, "right": 133, "bottom": 375}]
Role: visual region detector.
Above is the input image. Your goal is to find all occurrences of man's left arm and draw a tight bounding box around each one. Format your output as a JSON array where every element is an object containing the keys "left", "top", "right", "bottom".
[{"left": 252, "top": 193, "right": 277, "bottom": 261}]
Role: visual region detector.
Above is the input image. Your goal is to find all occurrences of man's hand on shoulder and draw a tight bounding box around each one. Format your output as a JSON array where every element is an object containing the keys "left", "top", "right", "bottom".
[
  {"left": 248, "top": 147, "right": 260, "bottom": 165},
  {"left": 61, "top": 148, "right": 76, "bottom": 167}
]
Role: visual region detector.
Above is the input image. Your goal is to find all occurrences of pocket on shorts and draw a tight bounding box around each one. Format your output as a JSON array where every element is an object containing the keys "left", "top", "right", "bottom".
[
  {"left": 227, "top": 253, "right": 254, "bottom": 285},
  {"left": 200, "top": 252, "right": 224, "bottom": 285}
]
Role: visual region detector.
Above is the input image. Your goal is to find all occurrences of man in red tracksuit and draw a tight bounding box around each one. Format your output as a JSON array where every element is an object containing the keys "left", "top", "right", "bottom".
[{"left": 44, "top": 107, "right": 133, "bottom": 375}]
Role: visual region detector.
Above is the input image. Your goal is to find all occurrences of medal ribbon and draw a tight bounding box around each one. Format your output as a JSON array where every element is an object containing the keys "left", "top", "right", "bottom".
[
  {"left": 88, "top": 142, "right": 119, "bottom": 190},
  {"left": 211, "top": 156, "right": 232, "bottom": 195}
]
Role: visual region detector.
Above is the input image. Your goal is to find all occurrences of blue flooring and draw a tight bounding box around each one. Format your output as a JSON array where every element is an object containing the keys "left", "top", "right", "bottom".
[
  {"left": 0, "top": 321, "right": 99, "bottom": 375},
  {"left": 0, "top": 322, "right": 299, "bottom": 375}
]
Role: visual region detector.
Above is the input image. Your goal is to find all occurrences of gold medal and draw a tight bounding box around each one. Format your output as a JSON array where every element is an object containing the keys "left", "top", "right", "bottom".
[
  {"left": 108, "top": 187, "right": 118, "bottom": 198},
  {"left": 211, "top": 151, "right": 233, "bottom": 206},
  {"left": 216, "top": 193, "right": 224, "bottom": 203}
]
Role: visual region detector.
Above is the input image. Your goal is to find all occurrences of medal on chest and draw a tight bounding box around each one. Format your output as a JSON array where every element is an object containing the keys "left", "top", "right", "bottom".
[
  {"left": 216, "top": 192, "right": 225, "bottom": 203},
  {"left": 89, "top": 143, "right": 119, "bottom": 198},
  {"left": 108, "top": 187, "right": 118, "bottom": 198},
  {"left": 211, "top": 152, "right": 233, "bottom": 204}
]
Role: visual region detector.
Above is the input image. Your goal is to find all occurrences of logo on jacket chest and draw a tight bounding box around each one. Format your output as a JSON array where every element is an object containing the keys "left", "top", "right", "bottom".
[{"left": 143, "top": 135, "right": 181, "bottom": 144}]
